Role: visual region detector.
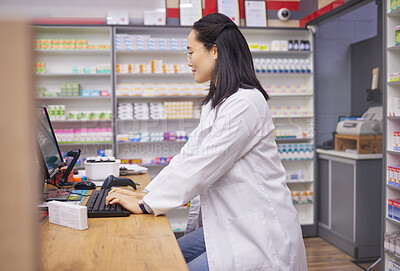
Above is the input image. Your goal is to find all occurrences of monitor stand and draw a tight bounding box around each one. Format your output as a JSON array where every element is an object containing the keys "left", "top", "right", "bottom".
[
  {"left": 57, "top": 149, "right": 81, "bottom": 187},
  {"left": 45, "top": 149, "right": 81, "bottom": 189}
]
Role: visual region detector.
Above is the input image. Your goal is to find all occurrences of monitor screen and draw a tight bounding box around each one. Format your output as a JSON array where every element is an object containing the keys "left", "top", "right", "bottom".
[{"left": 36, "top": 106, "right": 64, "bottom": 177}]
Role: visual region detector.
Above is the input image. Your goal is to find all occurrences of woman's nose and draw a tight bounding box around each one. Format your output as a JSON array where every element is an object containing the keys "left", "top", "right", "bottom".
[{"left": 188, "top": 59, "right": 193, "bottom": 67}]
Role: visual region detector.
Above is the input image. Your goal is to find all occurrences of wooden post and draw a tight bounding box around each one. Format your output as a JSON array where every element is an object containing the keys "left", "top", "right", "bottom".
[{"left": 0, "top": 20, "right": 39, "bottom": 270}]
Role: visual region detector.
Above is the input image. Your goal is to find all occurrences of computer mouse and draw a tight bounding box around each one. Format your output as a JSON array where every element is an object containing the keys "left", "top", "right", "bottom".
[{"left": 73, "top": 180, "right": 96, "bottom": 190}]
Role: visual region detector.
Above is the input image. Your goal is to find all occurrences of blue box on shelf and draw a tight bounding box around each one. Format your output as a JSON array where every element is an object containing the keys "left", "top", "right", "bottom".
[{"left": 81, "top": 90, "right": 101, "bottom": 97}]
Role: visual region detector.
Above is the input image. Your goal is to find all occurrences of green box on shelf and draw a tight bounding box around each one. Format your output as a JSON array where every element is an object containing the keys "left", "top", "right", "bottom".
[
  {"left": 43, "top": 91, "right": 52, "bottom": 97},
  {"left": 68, "top": 111, "right": 80, "bottom": 120},
  {"left": 79, "top": 112, "right": 89, "bottom": 120},
  {"left": 66, "top": 83, "right": 73, "bottom": 96},
  {"left": 99, "top": 112, "right": 107, "bottom": 120},
  {"left": 36, "top": 87, "right": 46, "bottom": 97},
  {"left": 72, "top": 83, "right": 80, "bottom": 96},
  {"left": 397, "top": 0, "right": 400, "bottom": 10},
  {"left": 396, "top": 26, "right": 400, "bottom": 45},
  {"left": 89, "top": 112, "right": 98, "bottom": 120},
  {"left": 392, "top": 0, "right": 397, "bottom": 11},
  {"left": 60, "top": 83, "right": 67, "bottom": 96}
]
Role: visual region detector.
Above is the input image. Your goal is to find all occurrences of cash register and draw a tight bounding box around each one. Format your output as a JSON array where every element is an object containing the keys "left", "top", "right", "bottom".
[{"left": 336, "top": 106, "right": 383, "bottom": 135}]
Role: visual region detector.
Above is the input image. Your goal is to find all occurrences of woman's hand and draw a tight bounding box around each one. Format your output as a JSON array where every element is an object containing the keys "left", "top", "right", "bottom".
[
  {"left": 108, "top": 187, "right": 146, "bottom": 198},
  {"left": 105, "top": 191, "right": 144, "bottom": 214}
]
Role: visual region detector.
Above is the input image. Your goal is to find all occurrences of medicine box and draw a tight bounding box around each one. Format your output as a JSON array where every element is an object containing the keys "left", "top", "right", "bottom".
[
  {"left": 389, "top": 260, "right": 400, "bottom": 271},
  {"left": 48, "top": 201, "right": 88, "bottom": 230}
]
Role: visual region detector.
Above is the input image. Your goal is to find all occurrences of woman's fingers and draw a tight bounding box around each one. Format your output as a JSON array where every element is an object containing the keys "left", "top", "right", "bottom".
[
  {"left": 108, "top": 187, "right": 135, "bottom": 196},
  {"left": 109, "top": 198, "right": 121, "bottom": 205},
  {"left": 106, "top": 192, "right": 120, "bottom": 205},
  {"left": 104, "top": 193, "right": 143, "bottom": 214}
]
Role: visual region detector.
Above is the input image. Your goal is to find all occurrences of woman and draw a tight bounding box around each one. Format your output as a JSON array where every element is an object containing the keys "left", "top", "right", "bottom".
[{"left": 106, "top": 13, "right": 307, "bottom": 271}]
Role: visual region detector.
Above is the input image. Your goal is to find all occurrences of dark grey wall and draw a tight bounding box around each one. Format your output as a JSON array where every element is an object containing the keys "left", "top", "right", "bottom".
[
  {"left": 350, "top": 35, "right": 382, "bottom": 117},
  {"left": 315, "top": 1, "right": 378, "bottom": 145}
]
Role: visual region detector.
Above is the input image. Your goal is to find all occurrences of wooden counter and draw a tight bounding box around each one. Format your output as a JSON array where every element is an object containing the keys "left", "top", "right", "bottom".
[{"left": 40, "top": 174, "right": 188, "bottom": 271}]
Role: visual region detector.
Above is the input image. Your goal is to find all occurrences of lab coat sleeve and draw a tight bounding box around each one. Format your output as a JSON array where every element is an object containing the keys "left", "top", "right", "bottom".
[
  {"left": 143, "top": 96, "right": 268, "bottom": 215},
  {"left": 143, "top": 126, "right": 200, "bottom": 193}
]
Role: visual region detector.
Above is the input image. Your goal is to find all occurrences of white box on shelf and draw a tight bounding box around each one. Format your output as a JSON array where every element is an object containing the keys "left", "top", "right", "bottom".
[
  {"left": 144, "top": 11, "right": 166, "bottom": 26},
  {"left": 106, "top": 11, "right": 129, "bottom": 25},
  {"left": 84, "top": 159, "right": 120, "bottom": 180}
]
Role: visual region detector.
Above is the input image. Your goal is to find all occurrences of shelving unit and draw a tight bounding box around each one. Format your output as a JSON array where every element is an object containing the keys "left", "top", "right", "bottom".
[
  {"left": 113, "top": 26, "right": 202, "bottom": 189},
  {"left": 112, "top": 26, "right": 201, "bottom": 233},
  {"left": 240, "top": 28, "right": 315, "bottom": 234},
  {"left": 33, "top": 25, "right": 315, "bottom": 235},
  {"left": 34, "top": 26, "right": 113, "bottom": 165},
  {"left": 383, "top": 0, "right": 400, "bottom": 269}
]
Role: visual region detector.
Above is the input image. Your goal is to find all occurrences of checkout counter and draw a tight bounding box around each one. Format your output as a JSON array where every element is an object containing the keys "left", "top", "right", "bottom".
[{"left": 316, "top": 106, "right": 383, "bottom": 258}]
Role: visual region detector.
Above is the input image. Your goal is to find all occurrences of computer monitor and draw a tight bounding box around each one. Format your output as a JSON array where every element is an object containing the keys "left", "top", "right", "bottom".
[{"left": 36, "top": 106, "right": 65, "bottom": 179}]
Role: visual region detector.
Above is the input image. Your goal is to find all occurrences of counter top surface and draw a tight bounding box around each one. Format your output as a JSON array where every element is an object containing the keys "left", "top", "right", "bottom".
[{"left": 316, "top": 148, "right": 382, "bottom": 160}]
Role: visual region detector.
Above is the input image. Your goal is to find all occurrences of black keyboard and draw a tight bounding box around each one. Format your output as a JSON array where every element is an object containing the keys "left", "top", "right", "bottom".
[{"left": 86, "top": 189, "right": 130, "bottom": 218}]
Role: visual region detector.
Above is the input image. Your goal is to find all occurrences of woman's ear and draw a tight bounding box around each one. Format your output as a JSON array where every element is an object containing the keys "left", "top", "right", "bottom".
[{"left": 212, "top": 44, "right": 218, "bottom": 61}]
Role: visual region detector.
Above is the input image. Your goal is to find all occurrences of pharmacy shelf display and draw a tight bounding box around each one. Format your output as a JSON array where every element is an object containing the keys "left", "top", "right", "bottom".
[
  {"left": 241, "top": 28, "right": 315, "bottom": 235},
  {"left": 383, "top": 1, "right": 400, "bottom": 269},
  {"left": 34, "top": 26, "right": 114, "bottom": 166},
  {"left": 33, "top": 25, "right": 315, "bottom": 235},
  {"left": 113, "top": 26, "right": 206, "bottom": 233},
  {"left": 113, "top": 27, "right": 205, "bottom": 186}
]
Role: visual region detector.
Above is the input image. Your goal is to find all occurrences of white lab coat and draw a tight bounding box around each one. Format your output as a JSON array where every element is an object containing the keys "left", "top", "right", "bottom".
[{"left": 144, "top": 88, "right": 307, "bottom": 271}]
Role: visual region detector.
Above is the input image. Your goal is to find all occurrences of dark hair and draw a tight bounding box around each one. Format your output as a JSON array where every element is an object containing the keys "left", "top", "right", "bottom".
[{"left": 192, "top": 13, "right": 269, "bottom": 108}]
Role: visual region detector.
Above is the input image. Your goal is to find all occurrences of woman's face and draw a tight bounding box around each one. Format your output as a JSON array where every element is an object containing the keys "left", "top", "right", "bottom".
[{"left": 186, "top": 29, "right": 217, "bottom": 83}]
